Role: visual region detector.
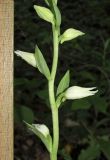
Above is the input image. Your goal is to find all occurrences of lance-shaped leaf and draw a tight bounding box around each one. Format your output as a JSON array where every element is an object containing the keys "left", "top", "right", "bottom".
[
  {"left": 34, "top": 5, "right": 54, "bottom": 25},
  {"left": 45, "top": 0, "right": 49, "bottom": 6},
  {"left": 59, "top": 28, "right": 85, "bottom": 44},
  {"left": 53, "top": 4, "right": 61, "bottom": 27},
  {"left": 45, "top": 0, "right": 57, "bottom": 6},
  {"left": 35, "top": 45, "right": 50, "bottom": 80},
  {"left": 44, "top": 1, "right": 61, "bottom": 29},
  {"left": 56, "top": 70, "right": 70, "bottom": 96},
  {"left": 15, "top": 50, "right": 37, "bottom": 67},
  {"left": 25, "top": 122, "right": 52, "bottom": 153},
  {"left": 52, "top": 0, "right": 57, "bottom": 4},
  {"left": 56, "top": 92, "right": 66, "bottom": 108}
]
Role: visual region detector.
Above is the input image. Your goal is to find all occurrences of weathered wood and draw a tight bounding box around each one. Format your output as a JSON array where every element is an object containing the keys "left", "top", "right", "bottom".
[{"left": 0, "top": 0, "right": 13, "bottom": 159}]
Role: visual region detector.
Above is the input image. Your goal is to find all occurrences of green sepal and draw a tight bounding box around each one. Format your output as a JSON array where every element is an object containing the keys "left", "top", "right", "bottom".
[
  {"left": 24, "top": 122, "right": 52, "bottom": 153},
  {"left": 56, "top": 70, "right": 70, "bottom": 96},
  {"left": 35, "top": 45, "right": 50, "bottom": 80}
]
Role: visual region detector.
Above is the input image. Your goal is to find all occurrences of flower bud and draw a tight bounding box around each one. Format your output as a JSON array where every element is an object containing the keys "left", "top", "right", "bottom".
[
  {"left": 65, "top": 86, "right": 98, "bottom": 100},
  {"left": 15, "top": 50, "right": 36, "bottom": 67},
  {"left": 33, "top": 124, "right": 49, "bottom": 137},
  {"left": 60, "top": 28, "right": 85, "bottom": 44}
]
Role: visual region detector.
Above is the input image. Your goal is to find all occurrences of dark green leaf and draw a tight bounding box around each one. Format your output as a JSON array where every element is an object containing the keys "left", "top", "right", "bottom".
[
  {"left": 89, "top": 96, "right": 108, "bottom": 113},
  {"left": 59, "top": 149, "right": 72, "bottom": 160},
  {"left": 14, "top": 78, "right": 29, "bottom": 86},
  {"left": 71, "top": 99, "right": 91, "bottom": 110},
  {"left": 98, "top": 139, "right": 110, "bottom": 159},
  {"left": 104, "top": 38, "right": 110, "bottom": 51},
  {"left": 37, "top": 89, "right": 50, "bottom": 107},
  {"left": 78, "top": 144, "right": 100, "bottom": 160},
  {"left": 14, "top": 106, "right": 34, "bottom": 123},
  {"left": 79, "top": 71, "right": 96, "bottom": 81}
]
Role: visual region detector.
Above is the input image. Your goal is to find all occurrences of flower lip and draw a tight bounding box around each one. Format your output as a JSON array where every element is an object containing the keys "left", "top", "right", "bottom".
[{"left": 65, "top": 86, "right": 98, "bottom": 100}]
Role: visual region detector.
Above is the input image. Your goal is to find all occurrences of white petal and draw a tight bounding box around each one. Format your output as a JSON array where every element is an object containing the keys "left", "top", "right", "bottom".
[
  {"left": 15, "top": 50, "right": 36, "bottom": 67},
  {"left": 33, "top": 124, "right": 49, "bottom": 137},
  {"left": 87, "top": 87, "right": 97, "bottom": 90},
  {"left": 65, "top": 86, "right": 98, "bottom": 100}
]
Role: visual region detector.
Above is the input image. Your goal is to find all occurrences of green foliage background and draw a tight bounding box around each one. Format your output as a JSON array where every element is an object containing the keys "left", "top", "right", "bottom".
[{"left": 15, "top": 0, "right": 110, "bottom": 159}]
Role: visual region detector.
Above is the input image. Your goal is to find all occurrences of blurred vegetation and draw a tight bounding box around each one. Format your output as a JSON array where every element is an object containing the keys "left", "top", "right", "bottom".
[{"left": 14, "top": 0, "right": 110, "bottom": 159}]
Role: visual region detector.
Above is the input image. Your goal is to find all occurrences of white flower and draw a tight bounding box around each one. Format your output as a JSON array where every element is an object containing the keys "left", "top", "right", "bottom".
[
  {"left": 33, "top": 124, "right": 49, "bottom": 137},
  {"left": 65, "top": 86, "right": 98, "bottom": 100},
  {"left": 15, "top": 50, "right": 36, "bottom": 67},
  {"left": 60, "top": 28, "right": 85, "bottom": 44}
]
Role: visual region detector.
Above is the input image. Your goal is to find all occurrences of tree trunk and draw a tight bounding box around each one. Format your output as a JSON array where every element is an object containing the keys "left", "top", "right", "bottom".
[{"left": 0, "top": 0, "right": 13, "bottom": 159}]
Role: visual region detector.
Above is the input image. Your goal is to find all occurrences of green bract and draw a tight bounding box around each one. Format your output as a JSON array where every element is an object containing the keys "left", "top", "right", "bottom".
[
  {"left": 25, "top": 122, "right": 52, "bottom": 153},
  {"left": 34, "top": 5, "right": 54, "bottom": 24},
  {"left": 45, "top": 0, "right": 57, "bottom": 6},
  {"left": 59, "top": 28, "right": 85, "bottom": 44},
  {"left": 53, "top": 4, "right": 61, "bottom": 27},
  {"left": 53, "top": 0, "right": 57, "bottom": 4},
  {"left": 35, "top": 45, "right": 50, "bottom": 80},
  {"left": 56, "top": 70, "right": 70, "bottom": 96}
]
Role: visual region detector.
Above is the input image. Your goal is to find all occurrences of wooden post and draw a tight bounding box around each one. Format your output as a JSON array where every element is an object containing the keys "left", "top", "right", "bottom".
[{"left": 0, "top": 0, "right": 13, "bottom": 159}]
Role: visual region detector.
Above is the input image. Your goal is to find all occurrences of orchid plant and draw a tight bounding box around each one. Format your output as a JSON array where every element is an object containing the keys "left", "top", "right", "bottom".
[{"left": 15, "top": 0, "right": 98, "bottom": 159}]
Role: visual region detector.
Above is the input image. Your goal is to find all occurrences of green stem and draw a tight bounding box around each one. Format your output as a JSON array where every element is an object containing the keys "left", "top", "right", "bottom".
[{"left": 49, "top": 25, "right": 59, "bottom": 160}]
